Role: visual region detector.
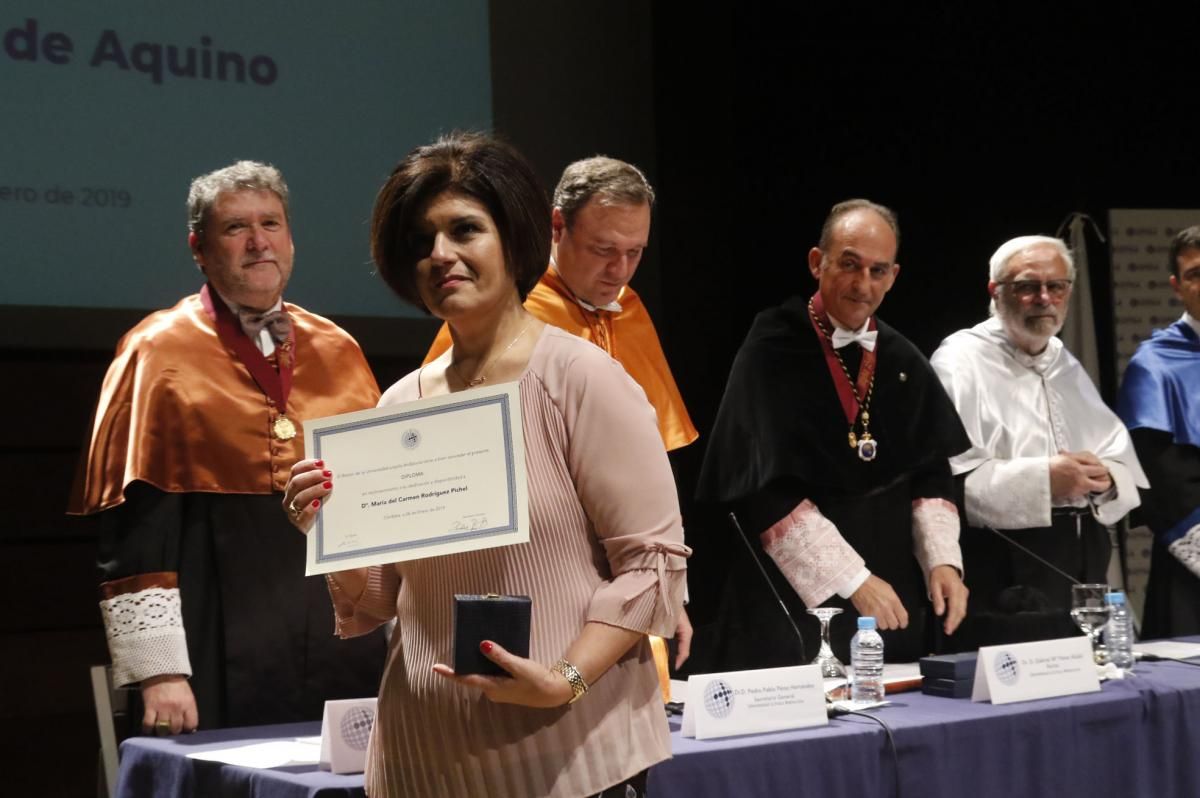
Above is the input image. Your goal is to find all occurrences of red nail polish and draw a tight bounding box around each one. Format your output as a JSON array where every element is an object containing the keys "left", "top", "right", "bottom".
[
  {"left": 315, "top": 460, "right": 324, "bottom": 467},
  {"left": 323, "top": 481, "right": 332, "bottom": 489},
  {"left": 480, "top": 640, "right": 493, "bottom": 654},
  {"left": 312, "top": 499, "right": 321, "bottom": 509},
  {"left": 322, "top": 470, "right": 332, "bottom": 477}
]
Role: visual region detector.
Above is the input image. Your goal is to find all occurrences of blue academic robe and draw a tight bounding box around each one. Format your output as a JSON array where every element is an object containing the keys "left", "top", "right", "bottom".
[{"left": 1118, "top": 319, "right": 1200, "bottom": 636}]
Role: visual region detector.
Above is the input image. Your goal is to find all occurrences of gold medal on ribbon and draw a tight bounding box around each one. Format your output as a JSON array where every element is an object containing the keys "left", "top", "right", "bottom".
[{"left": 273, "top": 416, "right": 297, "bottom": 441}]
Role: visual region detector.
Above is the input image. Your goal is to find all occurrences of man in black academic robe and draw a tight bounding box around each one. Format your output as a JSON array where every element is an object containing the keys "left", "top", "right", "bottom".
[{"left": 696, "top": 199, "right": 971, "bottom": 667}]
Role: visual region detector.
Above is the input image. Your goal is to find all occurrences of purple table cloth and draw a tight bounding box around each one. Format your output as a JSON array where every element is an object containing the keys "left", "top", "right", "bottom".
[
  {"left": 653, "top": 658, "right": 1200, "bottom": 797},
  {"left": 116, "top": 657, "right": 1200, "bottom": 798}
]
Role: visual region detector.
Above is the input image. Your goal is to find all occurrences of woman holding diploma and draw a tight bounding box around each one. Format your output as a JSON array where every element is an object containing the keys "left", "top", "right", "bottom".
[{"left": 283, "top": 132, "right": 689, "bottom": 798}]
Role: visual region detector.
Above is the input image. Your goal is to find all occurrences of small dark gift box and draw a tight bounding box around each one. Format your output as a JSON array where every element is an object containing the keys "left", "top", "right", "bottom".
[
  {"left": 919, "top": 652, "right": 978, "bottom": 681},
  {"left": 453, "top": 594, "right": 532, "bottom": 676}
]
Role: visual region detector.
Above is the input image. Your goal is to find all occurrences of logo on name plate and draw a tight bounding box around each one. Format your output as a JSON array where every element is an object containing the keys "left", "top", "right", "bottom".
[
  {"left": 339, "top": 705, "right": 376, "bottom": 751},
  {"left": 401, "top": 428, "right": 421, "bottom": 449},
  {"left": 993, "top": 651, "right": 1020, "bottom": 686},
  {"left": 702, "top": 679, "right": 736, "bottom": 719}
]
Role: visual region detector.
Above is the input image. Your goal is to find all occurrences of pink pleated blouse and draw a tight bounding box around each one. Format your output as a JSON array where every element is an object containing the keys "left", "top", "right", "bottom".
[{"left": 327, "top": 326, "right": 690, "bottom": 797}]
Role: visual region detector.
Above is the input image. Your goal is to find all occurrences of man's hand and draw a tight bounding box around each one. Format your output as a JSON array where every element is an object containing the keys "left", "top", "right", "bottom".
[
  {"left": 141, "top": 674, "right": 198, "bottom": 735},
  {"left": 928, "top": 565, "right": 968, "bottom": 635},
  {"left": 1050, "top": 450, "right": 1112, "bottom": 502},
  {"left": 673, "top": 607, "right": 693, "bottom": 669},
  {"left": 850, "top": 575, "right": 909, "bottom": 630}
]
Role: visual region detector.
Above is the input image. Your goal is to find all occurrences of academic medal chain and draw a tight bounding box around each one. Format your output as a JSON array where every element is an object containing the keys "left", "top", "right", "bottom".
[
  {"left": 203, "top": 285, "right": 297, "bottom": 442},
  {"left": 270, "top": 339, "right": 297, "bottom": 440},
  {"left": 839, "top": 360, "right": 877, "bottom": 461},
  {"left": 808, "top": 298, "right": 878, "bottom": 462}
]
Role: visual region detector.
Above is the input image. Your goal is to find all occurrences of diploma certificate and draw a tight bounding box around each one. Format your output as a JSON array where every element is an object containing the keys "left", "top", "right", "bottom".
[{"left": 304, "top": 382, "right": 529, "bottom": 575}]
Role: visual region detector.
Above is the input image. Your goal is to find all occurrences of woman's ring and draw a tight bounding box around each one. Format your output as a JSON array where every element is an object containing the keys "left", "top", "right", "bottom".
[
  {"left": 287, "top": 500, "right": 304, "bottom": 521},
  {"left": 155, "top": 720, "right": 171, "bottom": 735}
]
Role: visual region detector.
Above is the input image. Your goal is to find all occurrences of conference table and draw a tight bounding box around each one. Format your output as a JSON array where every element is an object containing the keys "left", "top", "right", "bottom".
[{"left": 115, "top": 653, "right": 1200, "bottom": 798}]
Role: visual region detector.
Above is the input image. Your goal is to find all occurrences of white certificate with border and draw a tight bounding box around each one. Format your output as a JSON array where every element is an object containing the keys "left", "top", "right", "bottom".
[{"left": 303, "top": 382, "right": 528, "bottom": 575}]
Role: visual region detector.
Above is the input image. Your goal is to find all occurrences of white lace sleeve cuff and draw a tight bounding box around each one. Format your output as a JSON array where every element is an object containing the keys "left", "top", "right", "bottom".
[
  {"left": 912, "top": 498, "right": 963, "bottom": 583},
  {"left": 1168, "top": 525, "right": 1200, "bottom": 580},
  {"left": 760, "top": 500, "right": 865, "bottom": 608},
  {"left": 99, "top": 585, "right": 192, "bottom": 688},
  {"left": 964, "top": 456, "right": 1052, "bottom": 529}
]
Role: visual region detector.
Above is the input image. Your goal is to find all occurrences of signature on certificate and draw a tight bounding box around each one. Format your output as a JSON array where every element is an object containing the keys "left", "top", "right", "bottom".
[
  {"left": 337, "top": 533, "right": 360, "bottom": 551},
  {"left": 449, "top": 514, "right": 489, "bottom": 532}
]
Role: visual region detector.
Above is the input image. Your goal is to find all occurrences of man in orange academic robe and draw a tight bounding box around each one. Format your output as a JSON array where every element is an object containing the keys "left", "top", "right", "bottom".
[
  {"left": 425, "top": 157, "right": 696, "bottom": 453},
  {"left": 424, "top": 156, "right": 697, "bottom": 663},
  {"left": 71, "top": 161, "right": 385, "bottom": 735}
]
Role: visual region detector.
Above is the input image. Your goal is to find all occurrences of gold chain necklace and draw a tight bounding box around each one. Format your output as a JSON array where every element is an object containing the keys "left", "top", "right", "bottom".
[
  {"left": 808, "top": 299, "right": 877, "bottom": 458},
  {"left": 450, "top": 321, "right": 533, "bottom": 388}
]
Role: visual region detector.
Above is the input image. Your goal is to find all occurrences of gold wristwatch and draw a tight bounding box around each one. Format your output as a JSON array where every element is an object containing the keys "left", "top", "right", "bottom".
[{"left": 551, "top": 659, "right": 589, "bottom": 704}]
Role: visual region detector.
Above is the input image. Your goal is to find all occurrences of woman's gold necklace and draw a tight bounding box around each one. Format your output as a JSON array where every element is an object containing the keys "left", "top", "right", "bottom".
[{"left": 450, "top": 321, "right": 533, "bottom": 387}]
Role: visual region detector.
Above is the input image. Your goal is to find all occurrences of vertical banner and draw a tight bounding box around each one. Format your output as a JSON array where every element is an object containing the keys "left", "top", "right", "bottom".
[
  {"left": 1107, "top": 209, "right": 1195, "bottom": 624},
  {"left": 1108, "top": 209, "right": 1193, "bottom": 378},
  {"left": 1061, "top": 214, "right": 1101, "bottom": 386}
]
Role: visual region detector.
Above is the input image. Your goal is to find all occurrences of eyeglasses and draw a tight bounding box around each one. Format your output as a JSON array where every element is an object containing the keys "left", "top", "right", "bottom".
[{"left": 996, "top": 279, "right": 1073, "bottom": 299}]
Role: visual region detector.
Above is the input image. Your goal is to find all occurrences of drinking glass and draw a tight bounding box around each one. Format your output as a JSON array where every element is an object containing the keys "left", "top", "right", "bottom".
[
  {"left": 1070, "top": 583, "right": 1111, "bottom": 665},
  {"left": 806, "top": 607, "right": 846, "bottom": 678}
]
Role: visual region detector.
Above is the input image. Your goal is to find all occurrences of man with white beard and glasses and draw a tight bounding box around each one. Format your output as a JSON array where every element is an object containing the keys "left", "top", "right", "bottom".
[{"left": 932, "top": 235, "right": 1147, "bottom": 649}]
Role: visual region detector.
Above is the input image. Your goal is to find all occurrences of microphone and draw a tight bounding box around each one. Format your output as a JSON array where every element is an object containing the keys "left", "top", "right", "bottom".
[
  {"left": 1134, "top": 653, "right": 1200, "bottom": 668},
  {"left": 728, "top": 511, "right": 807, "bottom": 662},
  {"left": 984, "top": 525, "right": 1081, "bottom": 585}
]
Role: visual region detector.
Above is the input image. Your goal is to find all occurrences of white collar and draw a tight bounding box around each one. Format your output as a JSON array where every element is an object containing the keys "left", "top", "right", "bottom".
[{"left": 1183, "top": 311, "right": 1200, "bottom": 338}]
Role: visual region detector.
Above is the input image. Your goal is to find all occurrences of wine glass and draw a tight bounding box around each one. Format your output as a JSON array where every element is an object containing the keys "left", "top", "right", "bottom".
[
  {"left": 1070, "top": 583, "right": 1111, "bottom": 665},
  {"left": 806, "top": 607, "right": 847, "bottom": 678}
]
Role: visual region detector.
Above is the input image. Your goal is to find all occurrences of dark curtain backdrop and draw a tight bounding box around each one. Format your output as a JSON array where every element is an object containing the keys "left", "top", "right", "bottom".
[{"left": 650, "top": 7, "right": 1200, "bottom": 666}]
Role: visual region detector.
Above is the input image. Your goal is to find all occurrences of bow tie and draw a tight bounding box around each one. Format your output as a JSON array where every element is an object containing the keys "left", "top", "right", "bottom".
[
  {"left": 831, "top": 326, "right": 877, "bottom": 352},
  {"left": 238, "top": 309, "right": 292, "bottom": 344}
]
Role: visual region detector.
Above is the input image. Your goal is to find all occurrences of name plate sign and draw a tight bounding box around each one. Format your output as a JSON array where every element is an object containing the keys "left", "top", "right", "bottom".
[
  {"left": 971, "top": 637, "right": 1100, "bottom": 705},
  {"left": 681, "top": 665, "right": 827, "bottom": 740},
  {"left": 319, "top": 697, "right": 377, "bottom": 774}
]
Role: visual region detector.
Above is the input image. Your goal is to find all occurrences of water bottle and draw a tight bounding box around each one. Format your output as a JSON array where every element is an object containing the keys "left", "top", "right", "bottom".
[
  {"left": 850, "top": 616, "right": 885, "bottom": 703},
  {"left": 1104, "top": 591, "right": 1135, "bottom": 671}
]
